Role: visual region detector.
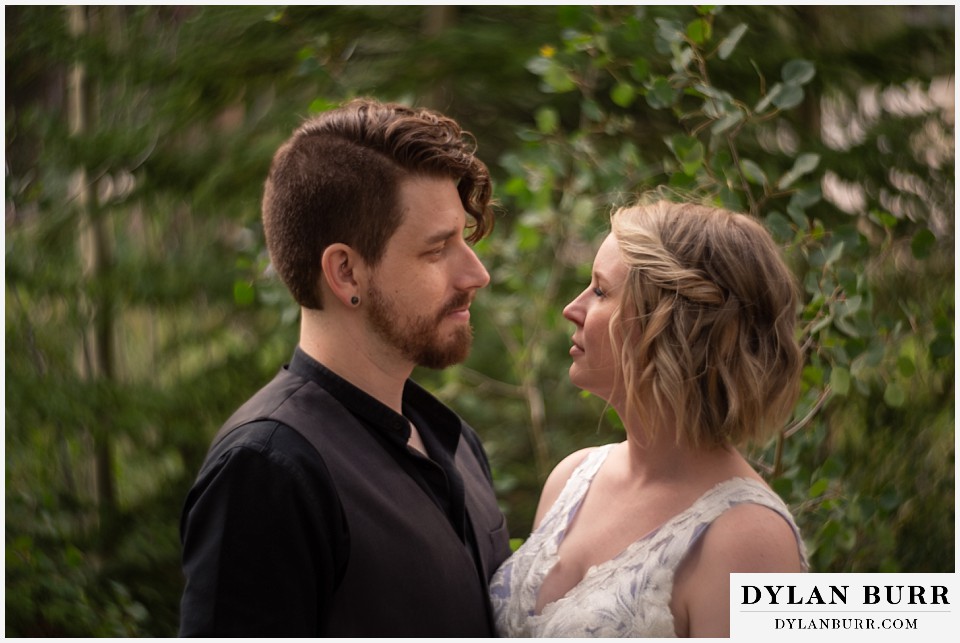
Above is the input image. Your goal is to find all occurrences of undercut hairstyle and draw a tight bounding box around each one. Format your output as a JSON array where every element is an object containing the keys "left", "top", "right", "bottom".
[
  {"left": 261, "top": 98, "right": 495, "bottom": 309},
  {"left": 610, "top": 199, "right": 803, "bottom": 448}
]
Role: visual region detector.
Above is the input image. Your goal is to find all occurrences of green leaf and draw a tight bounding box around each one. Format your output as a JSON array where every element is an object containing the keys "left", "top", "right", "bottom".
[
  {"left": 778, "top": 153, "right": 821, "bottom": 189},
  {"left": 710, "top": 110, "right": 743, "bottom": 136},
  {"left": 718, "top": 23, "right": 748, "bottom": 60},
  {"left": 823, "top": 240, "right": 845, "bottom": 268},
  {"left": 718, "top": 186, "right": 743, "bottom": 212},
  {"left": 834, "top": 314, "right": 861, "bottom": 338},
  {"left": 692, "top": 83, "right": 728, "bottom": 101},
  {"left": 534, "top": 106, "right": 559, "bottom": 134},
  {"left": 233, "top": 281, "right": 255, "bottom": 307},
  {"left": 910, "top": 228, "right": 936, "bottom": 259},
  {"left": 818, "top": 518, "right": 841, "bottom": 541},
  {"left": 861, "top": 342, "right": 886, "bottom": 368},
  {"left": 64, "top": 544, "right": 84, "bottom": 567},
  {"left": 672, "top": 46, "right": 695, "bottom": 72},
  {"left": 655, "top": 18, "right": 685, "bottom": 45},
  {"left": 629, "top": 57, "right": 650, "bottom": 82},
  {"left": 764, "top": 211, "right": 793, "bottom": 242},
  {"left": 686, "top": 18, "right": 712, "bottom": 44},
  {"left": 669, "top": 134, "right": 704, "bottom": 176},
  {"left": 871, "top": 209, "right": 898, "bottom": 228},
  {"left": 810, "top": 313, "right": 834, "bottom": 336},
  {"left": 772, "top": 83, "right": 805, "bottom": 110},
  {"left": 754, "top": 83, "right": 783, "bottom": 113},
  {"left": 830, "top": 366, "right": 851, "bottom": 396},
  {"left": 836, "top": 294, "right": 863, "bottom": 317},
  {"left": 740, "top": 159, "right": 767, "bottom": 186},
  {"left": 809, "top": 477, "right": 830, "bottom": 498},
  {"left": 782, "top": 59, "right": 816, "bottom": 85},
  {"left": 525, "top": 56, "right": 551, "bottom": 75},
  {"left": 503, "top": 176, "right": 529, "bottom": 198},
  {"left": 645, "top": 76, "right": 678, "bottom": 109},
  {"left": 515, "top": 223, "right": 541, "bottom": 252},
  {"left": 581, "top": 99, "right": 603, "bottom": 122},
  {"left": 788, "top": 185, "right": 822, "bottom": 213},
  {"left": 883, "top": 382, "right": 907, "bottom": 408},
  {"left": 610, "top": 82, "right": 636, "bottom": 108},
  {"left": 308, "top": 97, "right": 339, "bottom": 113},
  {"left": 897, "top": 355, "right": 916, "bottom": 378},
  {"left": 542, "top": 61, "right": 577, "bottom": 93}
]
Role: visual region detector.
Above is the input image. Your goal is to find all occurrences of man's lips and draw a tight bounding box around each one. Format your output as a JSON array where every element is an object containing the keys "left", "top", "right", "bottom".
[{"left": 442, "top": 294, "right": 473, "bottom": 321}]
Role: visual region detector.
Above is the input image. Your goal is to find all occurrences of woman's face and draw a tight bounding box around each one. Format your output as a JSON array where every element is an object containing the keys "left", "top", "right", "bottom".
[{"left": 562, "top": 233, "right": 628, "bottom": 403}]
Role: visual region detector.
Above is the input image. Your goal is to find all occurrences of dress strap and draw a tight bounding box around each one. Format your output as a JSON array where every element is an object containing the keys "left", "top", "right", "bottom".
[
  {"left": 664, "top": 477, "right": 809, "bottom": 570},
  {"left": 536, "top": 443, "right": 617, "bottom": 533}
]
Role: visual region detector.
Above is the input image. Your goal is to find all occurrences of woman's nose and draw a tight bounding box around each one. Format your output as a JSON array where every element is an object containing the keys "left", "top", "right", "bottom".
[{"left": 562, "top": 292, "right": 585, "bottom": 326}]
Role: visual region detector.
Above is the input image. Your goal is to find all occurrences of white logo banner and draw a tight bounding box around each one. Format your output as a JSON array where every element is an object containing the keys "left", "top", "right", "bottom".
[{"left": 731, "top": 573, "right": 957, "bottom": 641}]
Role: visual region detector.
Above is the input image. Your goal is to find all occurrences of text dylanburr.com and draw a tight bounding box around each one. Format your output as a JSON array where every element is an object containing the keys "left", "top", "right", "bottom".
[{"left": 731, "top": 573, "right": 957, "bottom": 641}]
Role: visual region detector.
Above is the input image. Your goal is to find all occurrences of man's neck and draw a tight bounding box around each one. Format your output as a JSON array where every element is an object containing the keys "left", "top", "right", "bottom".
[{"left": 299, "top": 312, "right": 411, "bottom": 415}]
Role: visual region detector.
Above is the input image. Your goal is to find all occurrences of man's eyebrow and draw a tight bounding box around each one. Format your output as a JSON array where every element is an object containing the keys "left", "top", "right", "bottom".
[{"left": 423, "top": 228, "right": 458, "bottom": 246}]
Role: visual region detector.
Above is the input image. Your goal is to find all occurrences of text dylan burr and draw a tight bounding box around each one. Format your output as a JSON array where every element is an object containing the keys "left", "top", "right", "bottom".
[{"left": 742, "top": 585, "right": 949, "bottom": 606}]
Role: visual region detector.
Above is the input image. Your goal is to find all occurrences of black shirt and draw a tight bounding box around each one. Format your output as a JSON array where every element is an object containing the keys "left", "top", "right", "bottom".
[
  {"left": 179, "top": 348, "right": 498, "bottom": 636},
  {"left": 292, "top": 349, "right": 478, "bottom": 541}
]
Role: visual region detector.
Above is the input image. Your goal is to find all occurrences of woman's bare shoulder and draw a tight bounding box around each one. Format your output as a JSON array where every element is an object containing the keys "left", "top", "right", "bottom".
[
  {"left": 706, "top": 501, "right": 804, "bottom": 571},
  {"left": 672, "top": 499, "right": 804, "bottom": 636}
]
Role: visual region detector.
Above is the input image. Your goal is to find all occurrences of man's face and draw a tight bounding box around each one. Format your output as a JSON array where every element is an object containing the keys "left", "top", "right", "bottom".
[{"left": 364, "top": 175, "right": 490, "bottom": 369}]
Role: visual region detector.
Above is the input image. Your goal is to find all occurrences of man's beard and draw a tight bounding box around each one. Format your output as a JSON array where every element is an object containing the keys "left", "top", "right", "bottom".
[{"left": 366, "top": 282, "right": 474, "bottom": 369}]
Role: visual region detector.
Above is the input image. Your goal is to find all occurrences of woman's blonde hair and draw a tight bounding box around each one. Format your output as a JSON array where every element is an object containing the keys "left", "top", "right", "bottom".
[{"left": 610, "top": 199, "right": 802, "bottom": 448}]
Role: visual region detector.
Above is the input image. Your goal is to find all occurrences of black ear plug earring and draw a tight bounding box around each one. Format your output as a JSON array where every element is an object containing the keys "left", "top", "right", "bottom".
[{"left": 351, "top": 296, "right": 360, "bottom": 306}]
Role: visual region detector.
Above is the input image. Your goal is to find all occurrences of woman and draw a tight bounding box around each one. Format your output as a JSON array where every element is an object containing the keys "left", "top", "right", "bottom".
[{"left": 489, "top": 199, "right": 808, "bottom": 637}]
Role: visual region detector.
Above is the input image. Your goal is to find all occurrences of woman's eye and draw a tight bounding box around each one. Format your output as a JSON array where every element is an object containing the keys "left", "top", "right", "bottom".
[{"left": 592, "top": 286, "right": 605, "bottom": 297}]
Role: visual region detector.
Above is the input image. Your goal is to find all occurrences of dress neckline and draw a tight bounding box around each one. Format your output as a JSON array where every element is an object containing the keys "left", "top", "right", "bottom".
[{"left": 531, "top": 444, "right": 768, "bottom": 619}]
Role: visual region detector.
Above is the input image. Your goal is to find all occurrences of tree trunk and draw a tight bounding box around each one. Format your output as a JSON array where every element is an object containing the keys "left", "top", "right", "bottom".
[
  {"left": 67, "top": 5, "right": 118, "bottom": 541},
  {"left": 420, "top": 5, "right": 457, "bottom": 110}
]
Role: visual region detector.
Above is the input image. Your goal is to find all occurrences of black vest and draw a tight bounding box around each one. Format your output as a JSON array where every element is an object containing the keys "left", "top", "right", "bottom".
[{"left": 215, "top": 367, "right": 511, "bottom": 637}]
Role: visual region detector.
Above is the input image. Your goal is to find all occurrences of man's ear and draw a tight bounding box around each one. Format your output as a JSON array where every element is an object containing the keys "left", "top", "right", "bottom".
[{"left": 320, "top": 243, "right": 364, "bottom": 308}]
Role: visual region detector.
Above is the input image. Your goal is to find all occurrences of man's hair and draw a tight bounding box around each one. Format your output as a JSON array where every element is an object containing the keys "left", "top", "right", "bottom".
[
  {"left": 610, "top": 199, "right": 803, "bottom": 448},
  {"left": 262, "top": 98, "right": 495, "bottom": 309}
]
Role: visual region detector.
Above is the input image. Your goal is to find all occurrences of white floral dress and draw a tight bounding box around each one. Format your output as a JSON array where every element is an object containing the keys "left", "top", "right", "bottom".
[{"left": 489, "top": 443, "right": 808, "bottom": 637}]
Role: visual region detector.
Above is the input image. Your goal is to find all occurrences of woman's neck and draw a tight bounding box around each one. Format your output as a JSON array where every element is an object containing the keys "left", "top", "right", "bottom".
[{"left": 616, "top": 406, "right": 743, "bottom": 486}]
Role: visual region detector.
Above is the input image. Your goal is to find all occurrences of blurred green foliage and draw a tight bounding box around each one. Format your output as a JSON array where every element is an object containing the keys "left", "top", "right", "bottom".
[{"left": 5, "top": 5, "right": 954, "bottom": 636}]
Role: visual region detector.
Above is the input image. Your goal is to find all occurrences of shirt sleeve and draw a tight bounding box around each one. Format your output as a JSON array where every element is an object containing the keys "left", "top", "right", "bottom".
[{"left": 179, "top": 421, "right": 346, "bottom": 636}]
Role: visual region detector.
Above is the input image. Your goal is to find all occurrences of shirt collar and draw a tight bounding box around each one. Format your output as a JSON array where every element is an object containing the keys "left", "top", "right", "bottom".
[{"left": 287, "top": 347, "right": 463, "bottom": 455}]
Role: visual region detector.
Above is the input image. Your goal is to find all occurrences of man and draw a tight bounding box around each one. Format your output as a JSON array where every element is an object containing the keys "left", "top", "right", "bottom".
[{"left": 179, "top": 98, "right": 511, "bottom": 637}]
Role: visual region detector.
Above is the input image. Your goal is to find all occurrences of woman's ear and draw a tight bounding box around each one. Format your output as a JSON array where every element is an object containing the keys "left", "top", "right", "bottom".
[{"left": 320, "top": 243, "right": 364, "bottom": 308}]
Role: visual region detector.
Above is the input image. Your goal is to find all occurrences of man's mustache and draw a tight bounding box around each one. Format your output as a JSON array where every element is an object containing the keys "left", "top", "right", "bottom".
[{"left": 438, "top": 292, "right": 474, "bottom": 320}]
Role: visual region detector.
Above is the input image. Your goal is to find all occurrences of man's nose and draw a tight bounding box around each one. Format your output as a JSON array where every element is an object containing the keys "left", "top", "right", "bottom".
[{"left": 462, "top": 245, "right": 490, "bottom": 290}]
